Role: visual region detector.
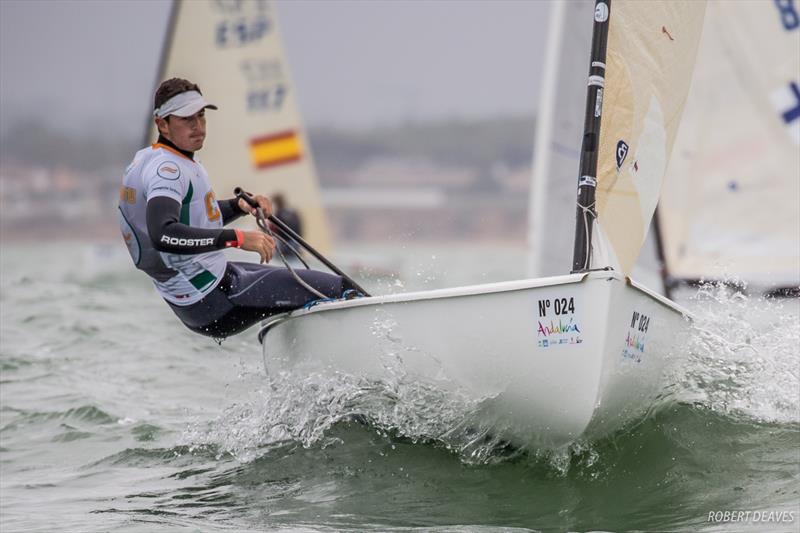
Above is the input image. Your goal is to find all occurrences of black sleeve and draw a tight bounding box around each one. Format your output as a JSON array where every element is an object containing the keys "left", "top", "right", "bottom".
[
  {"left": 218, "top": 197, "right": 248, "bottom": 225},
  {"left": 146, "top": 196, "right": 239, "bottom": 254}
]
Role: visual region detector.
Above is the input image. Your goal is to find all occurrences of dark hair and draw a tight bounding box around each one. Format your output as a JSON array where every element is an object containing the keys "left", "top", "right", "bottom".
[{"left": 154, "top": 78, "right": 202, "bottom": 111}]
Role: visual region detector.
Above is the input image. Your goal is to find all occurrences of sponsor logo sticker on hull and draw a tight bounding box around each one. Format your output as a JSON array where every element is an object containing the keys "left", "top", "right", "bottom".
[
  {"left": 621, "top": 310, "right": 650, "bottom": 363},
  {"left": 536, "top": 296, "right": 583, "bottom": 348}
]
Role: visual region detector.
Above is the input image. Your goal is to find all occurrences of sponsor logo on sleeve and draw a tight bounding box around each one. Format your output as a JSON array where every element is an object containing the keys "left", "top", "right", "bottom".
[
  {"left": 157, "top": 161, "right": 181, "bottom": 180},
  {"left": 160, "top": 235, "right": 215, "bottom": 247},
  {"left": 151, "top": 185, "right": 181, "bottom": 196}
]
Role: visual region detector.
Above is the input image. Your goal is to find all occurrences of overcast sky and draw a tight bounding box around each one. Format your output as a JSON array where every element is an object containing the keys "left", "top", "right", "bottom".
[{"left": 0, "top": 0, "right": 550, "bottom": 136}]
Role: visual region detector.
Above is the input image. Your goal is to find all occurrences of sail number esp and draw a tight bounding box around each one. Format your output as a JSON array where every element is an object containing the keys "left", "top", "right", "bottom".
[
  {"left": 538, "top": 297, "right": 575, "bottom": 317},
  {"left": 213, "top": 0, "right": 273, "bottom": 48}
]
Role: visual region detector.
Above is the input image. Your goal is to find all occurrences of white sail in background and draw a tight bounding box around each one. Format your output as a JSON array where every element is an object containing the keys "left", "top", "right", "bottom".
[
  {"left": 528, "top": 0, "right": 594, "bottom": 277},
  {"left": 659, "top": 0, "right": 800, "bottom": 288},
  {"left": 592, "top": 0, "right": 706, "bottom": 275},
  {"left": 151, "top": 0, "right": 331, "bottom": 251}
]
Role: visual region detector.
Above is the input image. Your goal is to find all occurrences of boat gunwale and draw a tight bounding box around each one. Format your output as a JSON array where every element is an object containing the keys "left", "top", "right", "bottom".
[
  {"left": 296, "top": 272, "right": 590, "bottom": 314},
  {"left": 258, "top": 272, "right": 589, "bottom": 342},
  {"left": 258, "top": 271, "right": 692, "bottom": 344}
]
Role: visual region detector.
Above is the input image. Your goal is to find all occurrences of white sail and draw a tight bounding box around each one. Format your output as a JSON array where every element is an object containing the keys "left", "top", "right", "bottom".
[
  {"left": 592, "top": 0, "right": 707, "bottom": 275},
  {"left": 528, "top": 0, "right": 665, "bottom": 291},
  {"left": 659, "top": 0, "right": 800, "bottom": 288},
  {"left": 528, "top": 0, "right": 595, "bottom": 277},
  {"left": 151, "top": 0, "right": 331, "bottom": 251}
]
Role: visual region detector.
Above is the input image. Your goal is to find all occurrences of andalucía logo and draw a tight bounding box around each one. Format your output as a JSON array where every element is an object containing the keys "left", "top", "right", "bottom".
[
  {"left": 537, "top": 318, "right": 581, "bottom": 337},
  {"left": 616, "top": 140, "right": 629, "bottom": 170}
]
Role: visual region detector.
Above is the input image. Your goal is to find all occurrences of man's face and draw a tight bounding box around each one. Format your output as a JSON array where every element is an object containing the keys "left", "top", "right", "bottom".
[{"left": 156, "top": 109, "right": 206, "bottom": 152}]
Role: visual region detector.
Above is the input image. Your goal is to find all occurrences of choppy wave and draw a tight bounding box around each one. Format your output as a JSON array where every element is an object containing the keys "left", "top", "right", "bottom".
[
  {"left": 3, "top": 244, "right": 798, "bottom": 532},
  {"left": 171, "top": 401, "right": 798, "bottom": 532},
  {"left": 676, "top": 281, "right": 800, "bottom": 424},
  {"left": 185, "top": 281, "right": 799, "bottom": 477}
]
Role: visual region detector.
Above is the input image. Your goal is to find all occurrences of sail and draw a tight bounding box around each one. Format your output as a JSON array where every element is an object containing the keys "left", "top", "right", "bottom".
[
  {"left": 528, "top": 0, "right": 595, "bottom": 277},
  {"left": 590, "top": 0, "right": 706, "bottom": 275},
  {"left": 658, "top": 0, "right": 800, "bottom": 288},
  {"left": 151, "top": 0, "right": 331, "bottom": 251}
]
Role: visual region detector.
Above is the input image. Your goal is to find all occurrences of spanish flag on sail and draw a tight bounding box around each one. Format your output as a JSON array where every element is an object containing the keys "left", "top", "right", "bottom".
[{"left": 249, "top": 130, "right": 302, "bottom": 169}]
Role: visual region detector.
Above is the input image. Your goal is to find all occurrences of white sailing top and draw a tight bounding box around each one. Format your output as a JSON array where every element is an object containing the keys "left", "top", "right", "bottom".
[{"left": 118, "top": 143, "right": 227, "bottom": 306}]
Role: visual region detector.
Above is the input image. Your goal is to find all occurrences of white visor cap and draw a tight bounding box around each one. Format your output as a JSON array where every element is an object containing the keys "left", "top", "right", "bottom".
[{"left": 153, "top": 90, "right": 218, "bottom": 118}]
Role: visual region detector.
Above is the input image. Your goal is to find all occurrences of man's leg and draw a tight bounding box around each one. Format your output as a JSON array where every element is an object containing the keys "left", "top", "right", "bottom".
[
  {"left": 225, "top": 262, "right": 345, "bottom": 310},
  {"left": 169, "top": 262, "right": 345, "bottom": 339}
]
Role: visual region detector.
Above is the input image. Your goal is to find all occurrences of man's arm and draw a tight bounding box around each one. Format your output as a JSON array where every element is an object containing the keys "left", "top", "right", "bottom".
[
  {"left": 146, "top": 196, "right": 277, "bottom": 262},
  {"left": 147, "top": 196, "right": 240, "bottom": 254}
]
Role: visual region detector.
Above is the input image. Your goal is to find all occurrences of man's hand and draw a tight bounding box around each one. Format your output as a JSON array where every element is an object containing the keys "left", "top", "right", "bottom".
[
  {"left": 241, "top": 230, "right": 276, "bottom": 263},
  {"left": 237, "top": 194, "right": 273, "bottom": 217}
]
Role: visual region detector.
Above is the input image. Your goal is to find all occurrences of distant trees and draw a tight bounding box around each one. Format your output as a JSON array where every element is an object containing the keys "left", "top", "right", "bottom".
[
  {"left": 309, "top": 115, "right": 536, "bottom": 179},
  {"left": 1, "top": 115, "right": 536, "bottom": 187},
  {"left": 0, "top": 119, "right": 137, "bottom": 173}
]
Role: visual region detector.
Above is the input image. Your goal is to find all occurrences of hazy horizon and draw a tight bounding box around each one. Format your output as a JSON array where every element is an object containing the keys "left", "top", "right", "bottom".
[{"left": 0, "top": 0, "right": 550, "bottom": 137}]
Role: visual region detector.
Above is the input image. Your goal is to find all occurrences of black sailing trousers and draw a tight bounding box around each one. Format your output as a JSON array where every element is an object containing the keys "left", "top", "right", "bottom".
[{"left": 168, "top": 261, "right": 346, "bottom": 338}]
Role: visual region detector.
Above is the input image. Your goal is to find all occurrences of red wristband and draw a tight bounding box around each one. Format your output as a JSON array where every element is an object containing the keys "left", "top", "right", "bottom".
[{"left": 225, "top": 229, "right": 245, "bottom": 248}]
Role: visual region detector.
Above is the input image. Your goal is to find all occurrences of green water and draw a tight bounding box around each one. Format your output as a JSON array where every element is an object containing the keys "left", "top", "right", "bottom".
[{"left": 1, "top": 243, "right": 798, "bottom": 532}]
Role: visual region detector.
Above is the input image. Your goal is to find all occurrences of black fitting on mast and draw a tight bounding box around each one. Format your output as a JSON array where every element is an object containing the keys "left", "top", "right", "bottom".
[{"left": 572, "top": 0, "right": 611, "bottom": 273}]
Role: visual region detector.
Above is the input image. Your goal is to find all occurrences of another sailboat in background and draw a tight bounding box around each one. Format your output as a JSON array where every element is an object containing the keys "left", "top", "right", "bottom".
[
  {"left": 259, "top": 0, "right": 707, "bottom": 449},
  {"left": 528, "top": 0, "right": 594, "bottom": 279},
  {"left": 150, "top": 0, "right": 331, "bottom": 251},
  {"left": 658, "top": 0, "right": 800, "bottom": 296}
]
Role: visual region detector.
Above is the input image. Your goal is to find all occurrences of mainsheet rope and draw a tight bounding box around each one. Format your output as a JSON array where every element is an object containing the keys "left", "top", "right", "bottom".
[{"left": 252, "top": 207, "right": 328, "bottom": 300}]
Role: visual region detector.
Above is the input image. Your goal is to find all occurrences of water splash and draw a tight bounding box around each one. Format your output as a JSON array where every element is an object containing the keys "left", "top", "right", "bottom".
[
  {"left": 186, "top": 311, "right": 514, "bottom": 464},
  {"left": 187, "top": 278, "right": 798, "bottom": 472},
  {"left": 676, "top": 280, "right": 800, "bottom": 424},
  {"left": 183, "top": 369, "right": 493, "bottom": 463}
]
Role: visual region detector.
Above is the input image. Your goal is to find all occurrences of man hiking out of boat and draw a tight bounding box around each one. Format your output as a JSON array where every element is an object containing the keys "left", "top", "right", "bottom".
[{"left": 118, "top": 77, "right": 349, "bottom": 338}]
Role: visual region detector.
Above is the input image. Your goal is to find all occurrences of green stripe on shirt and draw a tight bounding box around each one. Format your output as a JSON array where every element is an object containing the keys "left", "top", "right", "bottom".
[{"left": 180, "top": 182, "right": 194, "bottom": 225}]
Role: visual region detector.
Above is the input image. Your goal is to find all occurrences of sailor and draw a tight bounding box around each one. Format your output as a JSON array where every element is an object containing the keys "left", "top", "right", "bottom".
[{"left": 118, "top": 77, "right": 348, "bottom": 338}]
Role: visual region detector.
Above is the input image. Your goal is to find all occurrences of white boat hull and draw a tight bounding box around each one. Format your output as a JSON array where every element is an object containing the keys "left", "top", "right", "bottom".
[{"left": 259, "top": 271, "right": 691, "bottom": 448}]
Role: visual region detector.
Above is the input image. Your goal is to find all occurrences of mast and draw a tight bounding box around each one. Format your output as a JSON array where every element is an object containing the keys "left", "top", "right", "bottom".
[
  {"left": 572, "top": 0, "right": 611, "bottom": 273},
  {"left": 651, "top": 207, "right": 673, "bottom": 299},
  {"left": 141, "top": 0, "right": 181, "bottom": 148}
]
